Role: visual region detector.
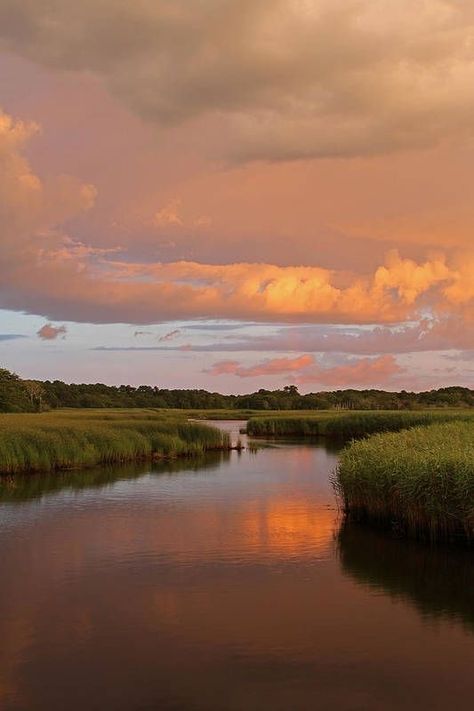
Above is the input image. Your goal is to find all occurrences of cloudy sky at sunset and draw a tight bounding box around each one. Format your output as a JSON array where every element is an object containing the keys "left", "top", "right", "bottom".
[{"left": 1, "top": 0, "right": 473, "bottom": 392}]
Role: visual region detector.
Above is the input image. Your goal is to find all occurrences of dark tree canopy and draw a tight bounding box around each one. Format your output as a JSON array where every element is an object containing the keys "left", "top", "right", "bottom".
[
  {"left": 0, "top": 368, "right": 34, "bottom": 412},
  {"left": 0, "top": 367, "right": 473, "bottom": 412}
]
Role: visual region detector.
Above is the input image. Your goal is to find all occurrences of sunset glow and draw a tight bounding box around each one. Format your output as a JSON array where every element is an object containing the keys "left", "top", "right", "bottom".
[{"left": 1, "top": 0, "right": 473, "bottom": 390}]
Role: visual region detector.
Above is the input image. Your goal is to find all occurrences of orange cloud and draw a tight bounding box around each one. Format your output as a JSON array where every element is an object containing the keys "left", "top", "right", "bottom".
[
  {"left": 0, "top": 109, "right": 96, "bottom": 252},
  {"left": 153, "top": 199, "right": 183, "bottom": 228},
  {"left": 1, "top": 108, "right": 473, "bottom": 333}
]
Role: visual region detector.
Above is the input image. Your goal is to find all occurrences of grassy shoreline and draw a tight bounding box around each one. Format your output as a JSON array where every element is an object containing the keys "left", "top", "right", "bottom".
[
  {"left": 246, "top": 410, "right": 474, "bottom": 544},
  {"left": 246, "top": 410, "right": 474, "bottom": 440},
  {"left": 0, "top": 410, "right": 231, "bottom": 475},
  {"left": 336, "top": 421, "right": 474, "bottom": 544}
]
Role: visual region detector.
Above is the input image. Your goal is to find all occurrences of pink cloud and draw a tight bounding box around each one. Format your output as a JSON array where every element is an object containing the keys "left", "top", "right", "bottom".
[
  {"left": 206, "top": 355, "right": 314, "bottom": 378},
  {"left": 294, "top": 355, "right": 403, "bottom": 387},
  {"left": 207, "top": 353, "right": 403, "bottom": 388},
  {"left": 37, "top": 323, "right": 67, "bottom": 341},
  {"left": 1, "top": 108, "right": 473, "bottom": 339},
  {"left": 4, "top": 1, "right": 474, "bottom": 163}
]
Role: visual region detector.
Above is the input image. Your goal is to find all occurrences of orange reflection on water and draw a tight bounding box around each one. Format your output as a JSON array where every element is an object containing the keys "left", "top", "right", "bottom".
[{"left": 240, "top": 498, "right": 337, "bottom": 558}]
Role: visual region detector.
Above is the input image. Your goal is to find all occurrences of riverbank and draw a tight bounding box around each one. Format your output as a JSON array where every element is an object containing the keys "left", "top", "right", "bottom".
[
  {"left": 336, "top": 421, "right": 474, "bottom": 543},
  {"left": 245, "top": 411, "right": 474, "bottom": 544},
  {"left": 246, "top": 410, "right": 474, "bottom": 440},
  {"left": 0, "top": 409, "right": 231, "bottom": 475}
]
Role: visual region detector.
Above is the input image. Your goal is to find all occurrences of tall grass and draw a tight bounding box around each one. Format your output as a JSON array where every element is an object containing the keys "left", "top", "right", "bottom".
[
  {"left": 0, "top": 410, "right": 230, "bottom": 475},
  {"left": 336, "top": 421, "right": 474, "bottom": 543},
  {"left": 246, "top": 410, "right": 474, "bottom": 440}
]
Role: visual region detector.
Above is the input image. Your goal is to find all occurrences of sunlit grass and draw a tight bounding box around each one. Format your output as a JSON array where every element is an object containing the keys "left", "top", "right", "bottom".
[
  {"left": 0, "top": 409, "right": 230, "bottom": 474},
  {"left": 336, "top": 421, "right": 474, "bottom": 543}
]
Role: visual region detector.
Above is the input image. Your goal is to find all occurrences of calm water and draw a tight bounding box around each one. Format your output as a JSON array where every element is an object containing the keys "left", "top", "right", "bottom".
[{"left": 0, "top": 421, "right": 473, "bottom": 711}]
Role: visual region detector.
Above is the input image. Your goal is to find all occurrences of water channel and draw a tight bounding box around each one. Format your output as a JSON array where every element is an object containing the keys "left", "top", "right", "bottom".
[{"left": 0, "top": 422, "right": 473, "bottom": 710}]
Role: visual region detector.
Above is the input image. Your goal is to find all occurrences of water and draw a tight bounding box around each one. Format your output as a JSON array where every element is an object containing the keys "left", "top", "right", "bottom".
[{"left": 0, "top": 421, "right": 473, "bottom": 711}]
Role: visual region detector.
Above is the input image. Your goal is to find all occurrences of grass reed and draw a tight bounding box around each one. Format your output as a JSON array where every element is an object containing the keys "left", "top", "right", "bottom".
[
  {"left": 336, "top": 421, "right": 474, "bottom": 543},
  {"left": 0, "top": 409, "right": 230, "bottom": 475},
  {"left": 246, "top": 410, "right": 474, "bottom": 440}
]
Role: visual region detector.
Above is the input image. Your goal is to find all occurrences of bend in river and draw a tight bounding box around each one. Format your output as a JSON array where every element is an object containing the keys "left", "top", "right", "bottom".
[{"left": 0, "top": 421, "right": 473, "bottom": 711}]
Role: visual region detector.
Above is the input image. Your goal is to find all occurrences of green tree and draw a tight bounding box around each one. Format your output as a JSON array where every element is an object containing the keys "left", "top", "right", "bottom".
[{"left": 0, "top": 368, "right": 32, "bottom": 412}]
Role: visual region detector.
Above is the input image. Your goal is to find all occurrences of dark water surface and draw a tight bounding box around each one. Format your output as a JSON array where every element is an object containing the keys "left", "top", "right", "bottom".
[{"left": 0, "top": 421, "right": 473, "bottom": 711}]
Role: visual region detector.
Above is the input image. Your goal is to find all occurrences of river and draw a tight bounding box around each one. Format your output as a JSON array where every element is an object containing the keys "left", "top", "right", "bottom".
[{"left": 0, "top": 421, "right": 473, "bottom": 710}]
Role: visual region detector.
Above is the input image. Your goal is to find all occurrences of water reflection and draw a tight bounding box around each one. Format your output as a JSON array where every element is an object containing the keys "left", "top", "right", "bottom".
[
  {"left": 0, "top": 428, "right": 473, "bottom": 711},
  {"left": 338, "top": 522, "right": 474, "bottom": 633},
  {"left": 0, "top": 453, "right": 227, "bottom": 504}
]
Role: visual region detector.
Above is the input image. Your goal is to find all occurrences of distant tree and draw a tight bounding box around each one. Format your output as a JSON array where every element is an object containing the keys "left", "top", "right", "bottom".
[
  {"left": 0, "top": 367, "right": 472, "bottom": 411},
  {"left": 23, "top": 380, "right": 46, "bottom": 411},
  {"left": 0, "top": 368, "right": 32, "bottom": 412}
]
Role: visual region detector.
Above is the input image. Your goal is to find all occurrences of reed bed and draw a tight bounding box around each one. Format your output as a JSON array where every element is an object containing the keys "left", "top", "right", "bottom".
[
  {"left": 0, "top": 410, "right": 230, "bottom": 475},
  {"left": 246, "top": 410, "right": 474, "bottom": 440},
  {"left": 336, "top": 421, "right": 474, "bottom": 543}
]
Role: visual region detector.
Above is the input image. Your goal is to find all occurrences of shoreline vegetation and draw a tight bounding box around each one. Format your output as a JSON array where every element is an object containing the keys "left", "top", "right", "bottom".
[
  {"left": 0, "top": 410, "right": 232, "bottom": 475},
  {"left": 246, "top": 411, "right": 474, "bottom": 545},
  {"left": 336, "top": 422, "right": 474, "bottom": 544},
  {"left": 245, "top": 410, "right": 474, "bottom": 439}
]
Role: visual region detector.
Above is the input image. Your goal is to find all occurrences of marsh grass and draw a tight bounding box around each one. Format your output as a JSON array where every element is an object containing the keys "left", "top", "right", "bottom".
[
  {"left": 246, "top": 410, "right": 474, "bottom": 439},
  {"left": 0, "top": 409, "right": 230, "bottom": 475},
  {"left": 336, "top": 421, "right": 474, "bottom": 543}
]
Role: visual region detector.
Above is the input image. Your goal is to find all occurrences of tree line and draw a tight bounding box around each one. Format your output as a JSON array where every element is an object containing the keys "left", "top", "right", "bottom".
[{"left": 1, "top": 367, "right": 473, "bottom": 413}]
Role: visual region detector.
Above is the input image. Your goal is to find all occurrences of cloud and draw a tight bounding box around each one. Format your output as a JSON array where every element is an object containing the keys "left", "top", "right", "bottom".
[
  {"left": 206, "top": 353, "right": 403, "bottom": 386},
  {"left": 37, "top": 323, "right": 67, "bottom": 340},
  {"left": 152, "top": 198, "right": 212, "bottom": 234},
  {"left": 0, "top": 108, "right": 96, "bottom": 254},
  {"left": 0, "top": 334, "right": 26, "bottom": 342},
  {"left": 153, "top": 199, "right": 183, "bottom": 228},
  {"left": 182, "top": 317, "right": 474, "bottom": 355},
  {"left": 206, "top": 354, "right": 313, "bottom": 378},
  {"left": 444, "top": 350, "right": 474, "bottom": 362},
  {"left": 158, "top": 329, "right": 181, "bottom": 342},
  {"left": 1, "top": 1, "right": 474, "bottom": 161},
  {"left": 4, "top": 250, "right": 466, "bottom": 326},
  {"left": 1, "top": 108, "right": 473, "bottom": 332},
  {"left": 294, "top": 354, "right": 403, "bottom": 387},
  {"left": 185, "top": 323, "right": 252, "bottom": 331}
]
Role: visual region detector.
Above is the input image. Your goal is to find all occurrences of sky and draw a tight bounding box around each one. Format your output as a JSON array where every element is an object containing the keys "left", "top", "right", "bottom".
[{"left": 0, "top": 0, "right": 473, "bottom": 393}]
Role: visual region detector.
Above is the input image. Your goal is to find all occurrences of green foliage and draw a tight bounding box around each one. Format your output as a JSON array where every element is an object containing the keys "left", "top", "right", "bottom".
[
  {"left": 1, "top": 366, "right": 474, "bottom": 412},
  {"left": 0, "top": 409, "right": 230, "bottom": 475},
  {"left": 336, "top": 421, "right": 474, "bottom": 543},
  {"left": 0, "top": 368, "right": 32, "bottom": 412}
]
